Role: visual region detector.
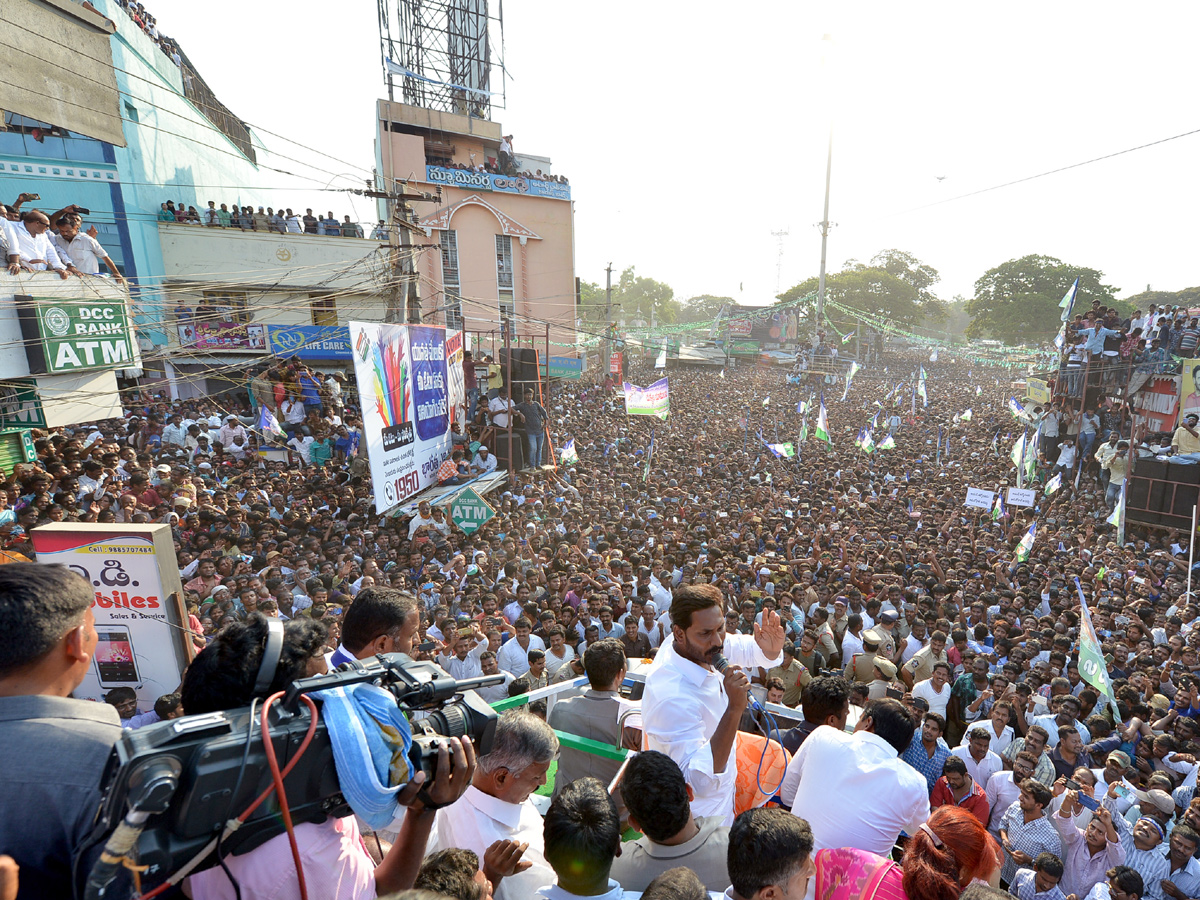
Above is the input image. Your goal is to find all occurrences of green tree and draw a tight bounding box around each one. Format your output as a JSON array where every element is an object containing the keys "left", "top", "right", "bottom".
[
  {"left": 614, "top": 266, "right": 679, "bottom": 327},
  {"left": 776, "top": 250, "right": 944, "bottom": 327},
  {"left": 967, "top": 255, "right": 1120, "bottom": 344},
  {"left": 577, "top": 279, "right": 607, "bottom": 329},
  {"left": 679, "top": 294, "right": 735, "bottom": 324}
]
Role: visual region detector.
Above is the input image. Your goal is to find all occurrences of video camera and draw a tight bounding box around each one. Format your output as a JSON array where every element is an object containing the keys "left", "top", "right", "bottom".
[{"left": 84, "top": 653, "right": 501, "bottom": 898}]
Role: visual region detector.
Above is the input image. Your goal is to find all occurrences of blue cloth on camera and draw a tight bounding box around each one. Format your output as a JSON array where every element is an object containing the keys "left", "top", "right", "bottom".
[{"left": 314, "top": 682, "right": 415, "bottom": 830}]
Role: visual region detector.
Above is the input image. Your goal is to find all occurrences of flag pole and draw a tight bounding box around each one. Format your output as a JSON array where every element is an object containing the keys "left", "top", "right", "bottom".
[{"left": 1190, "top": 503, "right": 1198, "bottom": 604}]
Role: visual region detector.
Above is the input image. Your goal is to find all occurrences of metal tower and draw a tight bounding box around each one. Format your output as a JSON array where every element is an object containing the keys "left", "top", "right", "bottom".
[{"left": 377, "top": 0, "right": 506, "bottom": 119}]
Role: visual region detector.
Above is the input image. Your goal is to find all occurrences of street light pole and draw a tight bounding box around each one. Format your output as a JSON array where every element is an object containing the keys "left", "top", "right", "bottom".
[{"left": 816, "top": 34, "right": 834, "bottom": 338}]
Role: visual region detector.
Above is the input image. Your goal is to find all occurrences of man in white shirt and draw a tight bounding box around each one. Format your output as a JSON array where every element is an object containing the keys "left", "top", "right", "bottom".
[
  {"left": 986, "top": 750, "right": 1038, "bottom": 838},
  {"left": 472, "top": 445, "right": 498, "bottom": 474},
  {"left": 489, "top": 389, "right": 517, "bottom": 429},
  {"left": 6, "top": 211, "right": 69, "bottom": 277},
  {"left": 496, "top": 618, "right": 545, "bottom": 677},
  {"left": 408, "top": 500, "right": 437, "bottom": 540},
  {"left": 780, "top": 697, "right": 929, "bottom": 855},
  {"left": 437, "top": 628, "right": 488, "bottom": 680},
  {"left": 218, "top": 416, "right": 248, "bottom": 448},
  {"left": 952, "top": 726, "right": 1004, "bottom": 788},
  {"left": 642, "top": 584, "right": 785, "bottom": 826},
  {"left": 51, "top": 216, "right": 123, "bottom": 281},
  {"left": 476, "top": 652, "right": 515, "bottom": 703},
  {"left": 912, "top": 661, "right": 953, "bottom": 718},
  {"left": 428, "top": 710, "right": 558, "bottom": 900},
  {"left": 901, "top": 619, "right": 929, "bottom": 664}
]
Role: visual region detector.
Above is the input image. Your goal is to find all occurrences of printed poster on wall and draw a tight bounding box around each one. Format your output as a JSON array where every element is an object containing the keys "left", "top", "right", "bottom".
[
  {"left": 445, "top": 330, "right": 466, "bottom": 423},
  {"left": 31, "top": 523, "right": 191, "bottom": 710},
  {"left": 350, "top": 321, "right": 454, "bottom": 513}
]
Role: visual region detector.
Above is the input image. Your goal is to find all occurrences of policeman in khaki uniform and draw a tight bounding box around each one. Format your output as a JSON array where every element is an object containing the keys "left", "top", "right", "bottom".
[
  {"left": 867, "top": 657, "right": 899, "bottom": 700},
  {"left": 847, "top": 629, "right": 883, "bottom": 683},
  {"left": 874, "top": 609, "right": 900, "bottom": 663}
]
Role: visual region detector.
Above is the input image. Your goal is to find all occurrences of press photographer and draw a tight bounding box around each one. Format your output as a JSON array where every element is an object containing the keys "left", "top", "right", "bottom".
[
  {"left": 0, "top": 564, "right": 122, "bottom": 900},
  {"left": 176, "top": 613, "right": 476, "bottom": 899}
]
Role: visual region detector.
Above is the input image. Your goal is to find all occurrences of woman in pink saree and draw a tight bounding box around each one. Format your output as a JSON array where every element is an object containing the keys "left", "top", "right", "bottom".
[{"left": 813, "top": 807, "right": 1002, "bottom": 900}]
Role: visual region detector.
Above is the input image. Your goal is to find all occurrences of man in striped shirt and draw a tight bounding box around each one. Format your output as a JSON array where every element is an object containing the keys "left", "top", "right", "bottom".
[{"left": 1000, "top": 779, "right": 1061, "bottom": 885}]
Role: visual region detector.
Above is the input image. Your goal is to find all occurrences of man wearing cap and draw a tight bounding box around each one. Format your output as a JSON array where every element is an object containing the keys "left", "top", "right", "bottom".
[
  {"left": 875, "top": 609, "right": 900, "bottom": 662},
  {"left": 1098, "top": 785, "right": 1170, "bottom": 898},
  {"left": 867, "top": 657, "right": 898, "bottom": 700},
  {"left": 846, "top": 629, "right": 882, "bottom": 684},
  {"left": 900, "top": 629, "right": 949, "bottom": 688},
  {"left": 471, "top": 444, "right": 497, "bottom": 474}
]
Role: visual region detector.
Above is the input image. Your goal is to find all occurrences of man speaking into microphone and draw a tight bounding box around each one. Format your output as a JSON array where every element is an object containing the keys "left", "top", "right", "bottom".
[{"left": 642, "top": 584, "right": 785, "bottom": 825}]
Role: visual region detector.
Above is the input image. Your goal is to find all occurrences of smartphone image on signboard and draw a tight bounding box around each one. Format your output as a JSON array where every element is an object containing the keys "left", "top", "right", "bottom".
[{"left": 94, "top": 626, "right": 140, "bottom": 686}]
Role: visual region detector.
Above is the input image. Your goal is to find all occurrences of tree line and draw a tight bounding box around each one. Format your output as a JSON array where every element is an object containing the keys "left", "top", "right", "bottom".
[{"left": 579, "top": 253, "right": 1188, "bottom": 345}]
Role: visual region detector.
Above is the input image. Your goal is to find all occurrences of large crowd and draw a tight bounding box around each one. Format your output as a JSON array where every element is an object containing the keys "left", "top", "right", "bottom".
[{"left": 4, "top": 300, "right": 1200, "bottom": 900}]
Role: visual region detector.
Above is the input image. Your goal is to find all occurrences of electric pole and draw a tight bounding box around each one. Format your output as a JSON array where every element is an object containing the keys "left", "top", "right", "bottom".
[
  {"left": 359, "top": 181, "right": 440, "bottom": 323},
  {"left": 816, "top": 34, "right": 835, "bottom": 338},
  {"left": 603, "top": 262, "right": 613, "bottom": 377}
]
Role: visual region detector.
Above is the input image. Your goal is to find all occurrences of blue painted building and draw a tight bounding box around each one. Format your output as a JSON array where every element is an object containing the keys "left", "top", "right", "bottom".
[{"left": 1, "top": 0, "right": 357, "bottom": 363}]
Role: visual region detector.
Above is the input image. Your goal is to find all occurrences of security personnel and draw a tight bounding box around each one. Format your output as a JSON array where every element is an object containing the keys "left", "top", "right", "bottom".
[
  {"left": 875, "top": 610, "right": 900, "bottom": 662},
  {"left": 847, "top": 629, "right": 882, "bottom": 683},
  {"left": 867, "top": 657, "right": 899, "bottom": 700}
]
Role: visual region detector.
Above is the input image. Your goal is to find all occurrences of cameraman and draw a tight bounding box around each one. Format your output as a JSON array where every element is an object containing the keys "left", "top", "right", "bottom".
[
  {"left": 181, "top": 614, "right": 475, "bottom": 899},
  {"left": 0, "top": 563, "right": 122, "bottom": 900}
]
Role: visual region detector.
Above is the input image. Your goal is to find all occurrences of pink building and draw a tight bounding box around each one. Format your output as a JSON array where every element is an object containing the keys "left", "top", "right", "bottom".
[{"left": 375, "top": 100, "right": 578, "bottom": 357}]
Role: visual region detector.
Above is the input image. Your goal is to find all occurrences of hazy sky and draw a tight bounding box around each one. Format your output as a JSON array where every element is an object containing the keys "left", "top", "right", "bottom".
[{"left": 165, "top": 2, "right": 1200, "bottom": 312}]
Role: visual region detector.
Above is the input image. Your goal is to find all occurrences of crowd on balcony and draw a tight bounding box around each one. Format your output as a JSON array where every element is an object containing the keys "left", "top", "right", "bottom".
[
  {"left": 436, "top": 133, "right": 570, "bottom": 184},
  {"left": 1, "top": 194, "right": 123, "bottom": 281},
  {"left": 157, "top": 201, "right": 366, "bottom": 238},
  {"left": 1057, "top": 303, "right": 1200, "bottom": 394},
  {"left": 113, "top": 0, "right": 184, "bottom": 68}
]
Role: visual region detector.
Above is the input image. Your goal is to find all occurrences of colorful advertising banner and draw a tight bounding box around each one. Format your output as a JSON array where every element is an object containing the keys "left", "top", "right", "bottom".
[
  {"left": 178, "top": 321, "right": 267, "bottom": 352},
  {"left": 445, "top": 330, "right": 466, "bottom": 421},
  {"left": 624, "top": 377, "right": 670, "bottom": 419},
  {"left": 31, "top": 523, "right": 191, "bottom": 709},
  {"left": 267, "top": 324, "right": 352, "bottom": 359},
  {"left": 425, "top": 165, "right": 571, "bottom": 200},
  {"left": 350, "top": 322, "right": 455, "bottom": 513}
]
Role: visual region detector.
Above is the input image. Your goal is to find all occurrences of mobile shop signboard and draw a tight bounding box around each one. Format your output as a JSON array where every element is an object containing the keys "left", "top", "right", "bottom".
[
  {"left": 349, "top": 321, "right": 456, "bottom": 513},
  {"left": 31, "top": 523, "right": 191, "bottom": 710},
  {"left": 17, "top": 295, "right": 134, "bottom": 374}
]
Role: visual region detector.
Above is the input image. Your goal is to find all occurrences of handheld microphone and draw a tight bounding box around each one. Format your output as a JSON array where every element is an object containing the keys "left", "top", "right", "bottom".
[{"left": 713, "top": 655, "right": 763, "bottom": 710}]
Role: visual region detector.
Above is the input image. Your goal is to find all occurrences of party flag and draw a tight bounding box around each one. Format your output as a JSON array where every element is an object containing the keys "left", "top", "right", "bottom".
[
  {"left": 1015, "top": 522, "right": 1037, "bottom": 562},
  {"left": 560, "top": 439, "right": 579, "bottom": 466},
  {"left": 861, "top": 430, "right": 875, "bottom": 455},
  {"left": 767, "top": 442, "right": 795, "bottom": 458},
  {"left": 930, "top": 348, "right": 939, "bottom": 362},
  {"left": 258, "top": 406, "right": 286, "bottom": 441},
  {"left": 960, "top": 408, "right": 972, "bottom": 422},
  {"left": 917, "top": 367, "right": 928, "bottom": 406},
  {"left": 816, "top": 401, "right": 831, "bottom": 444},
  {"left": 1074, "top": 577, "right": 1118, "bottom": 712},
  {"left": 976, "top": 385, "right": 982, "bottom": 396},
  {"left": 1045, "top": 472, "right": 1062, "bottom": 495},
  {"left": 655, "top": 348, "right": 667, "bottom": 369},
  {"left": 763, "top": 396, "right": 771, "bottom": 408},
  {"left": 841, "top": 331, "right": 854, "bottom": 344},
  {"left": 1107, "top": 481, "right": 1125, "bottom": 543},
  {"left": 799, "top": 418, "right": 809, "bottom": 443},
  {"left": 878, "top": 434, "right": 896, "bottom": 450},
  {"left": 1059, "top": 276, "right": 1080, "bottom": 322},
  {"left": 1008, "top": 397, "right": 1027, "bottom": 421}
]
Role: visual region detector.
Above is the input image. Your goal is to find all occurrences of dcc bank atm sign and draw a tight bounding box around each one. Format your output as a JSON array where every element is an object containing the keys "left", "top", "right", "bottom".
[{"left": 17, "top": 295, "right": 134, "bottom": 374}]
